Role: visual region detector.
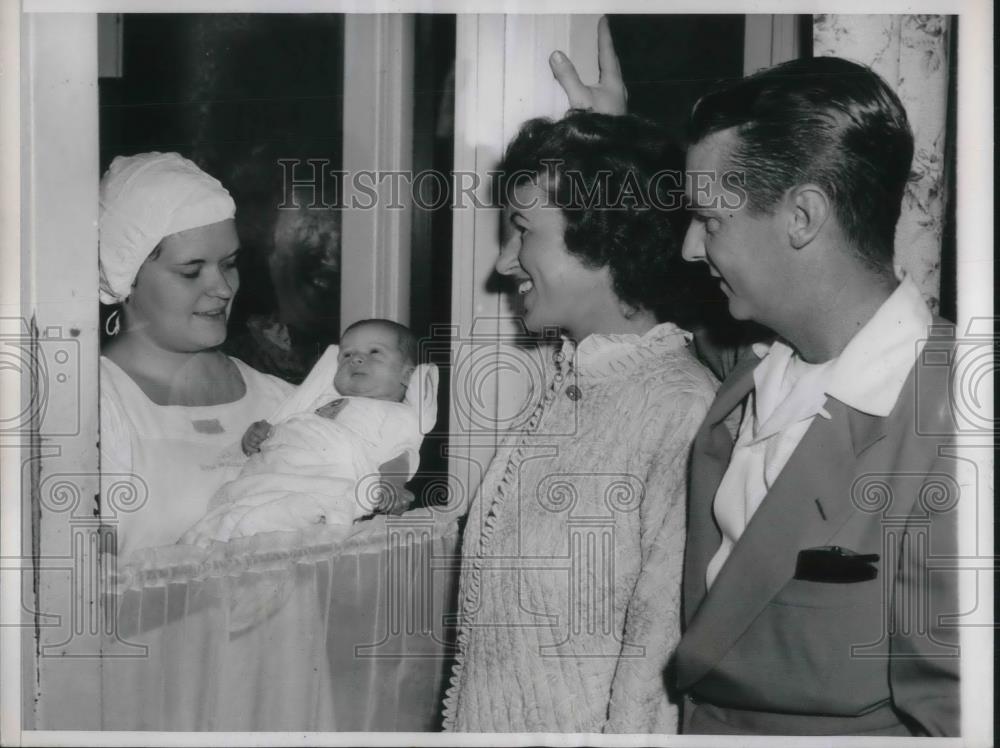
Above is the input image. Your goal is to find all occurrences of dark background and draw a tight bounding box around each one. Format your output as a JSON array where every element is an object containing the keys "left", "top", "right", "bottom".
[
  {"left": 610, "top": 14, "right": 747, "bottom": 147},
  {"left": 100, "top": 14, "right": 347, "bottom": 352}
]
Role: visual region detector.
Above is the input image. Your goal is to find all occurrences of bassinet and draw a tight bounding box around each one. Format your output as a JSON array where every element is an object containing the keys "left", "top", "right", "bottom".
[{"left": 100, "top": 510, "right": 460, "bottom": 731}]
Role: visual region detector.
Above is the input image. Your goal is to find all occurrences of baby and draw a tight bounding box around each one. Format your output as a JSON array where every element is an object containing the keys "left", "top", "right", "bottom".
[{"left": 183, "top": 319, "right": 427, "bottom": 545}]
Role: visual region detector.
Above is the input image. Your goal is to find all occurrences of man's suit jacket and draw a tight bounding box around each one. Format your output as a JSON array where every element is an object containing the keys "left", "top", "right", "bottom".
[{"left": 675, "top": 326, "right": 961, "bottom": 736}]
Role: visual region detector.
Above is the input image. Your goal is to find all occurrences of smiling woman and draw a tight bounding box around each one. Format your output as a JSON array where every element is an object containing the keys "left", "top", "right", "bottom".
[
  {"left": 98, "top": 152, "right": 294, "bottom": 555},
  {"left": 494, "top": 111, "right": 690, "bottom": 337},
  {"left": 123, "top": 222, "right": 240, "bottom": 356},
  {"left": 93, "top": 150, "right": 454, "bottom": 734},
  {"left": 442, "top": 111, "right": 718, "bottom": 733},
  {"left": 498, "top": 179, "right": 629, "bottom": 340}
]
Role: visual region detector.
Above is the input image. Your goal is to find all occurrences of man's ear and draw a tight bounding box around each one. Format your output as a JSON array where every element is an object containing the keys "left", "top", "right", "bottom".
[{"left": 787, "top": 184, "right": 831, "bottom": 250}]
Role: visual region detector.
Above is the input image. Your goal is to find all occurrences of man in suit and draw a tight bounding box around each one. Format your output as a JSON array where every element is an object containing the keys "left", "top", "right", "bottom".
[
  {"left": 551, "top": 28, "right": 960, "bottom": 737},
  {"left": 671, "top": 55, "right": 959, "bottom": 736}
]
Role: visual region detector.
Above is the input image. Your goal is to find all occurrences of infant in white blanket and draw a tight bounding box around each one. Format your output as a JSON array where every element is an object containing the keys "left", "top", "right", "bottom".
[{"left": 182, "top": 319, "right": 432, "bottom": 545}]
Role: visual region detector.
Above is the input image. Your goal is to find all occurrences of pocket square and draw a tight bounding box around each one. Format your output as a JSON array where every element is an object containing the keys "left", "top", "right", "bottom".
[{"left": 794, "top": 545, "right": 879, "bottom": 583}]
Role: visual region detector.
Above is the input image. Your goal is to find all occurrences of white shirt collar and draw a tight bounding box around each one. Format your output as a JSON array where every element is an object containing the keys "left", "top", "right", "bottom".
[
  {"left": 751, "top": 275, "right": 931, "bottom": 419},
  {"left": 749, "top": 345, "right": 834, "bottom": 441},
  {"left": 826, "top": 275, "right": 931, "bottom": 416}
]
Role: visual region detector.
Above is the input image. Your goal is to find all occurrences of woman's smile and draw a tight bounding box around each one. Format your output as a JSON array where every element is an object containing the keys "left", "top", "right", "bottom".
[
  {"left": 516, "top": 276, "right": 536, "bottom": 309},
  {"left": 194, "top": 307, "right": 227, "bottom": 320},
  {"left": 125, "top": 219, "right": 240, "bottom": 352},
  {"left": 494, "top": 181, "right": 627, "bottom": 340}
]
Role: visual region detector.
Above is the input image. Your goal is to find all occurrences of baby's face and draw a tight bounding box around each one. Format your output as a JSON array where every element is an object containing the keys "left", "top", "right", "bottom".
[{"left": 333, "top": 324, "right": 414, "bottom": 401}]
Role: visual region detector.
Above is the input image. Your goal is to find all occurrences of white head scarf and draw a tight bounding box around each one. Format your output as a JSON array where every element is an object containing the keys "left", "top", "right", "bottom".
[{"left": 98, "top": 152, "right": 237, "bottom": 305}]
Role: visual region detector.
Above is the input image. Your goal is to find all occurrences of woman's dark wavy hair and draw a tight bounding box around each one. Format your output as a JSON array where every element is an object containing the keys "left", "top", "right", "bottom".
[
  {"left": 497, "top": 110, "right": 686, "bottom": 320},
  {"left": 689, "top": 56, "right": 913, "bottom": 276}
]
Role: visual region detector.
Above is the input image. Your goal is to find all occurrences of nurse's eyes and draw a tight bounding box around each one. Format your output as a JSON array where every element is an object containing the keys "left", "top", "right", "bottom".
[{"left": 178, "top": 258, "right": 239, "bottom": 280}]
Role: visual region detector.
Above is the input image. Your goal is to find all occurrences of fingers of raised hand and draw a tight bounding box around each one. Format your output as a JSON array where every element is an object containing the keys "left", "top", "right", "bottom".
[
  {"left": 549, "top": 50, "right": 591, "bottom": 109},
  {"left": 548, "top": 16, "right": 627, "bottom": 115},
  {"left": 596, "top": 15, "right": 624, "bottom": 89}
]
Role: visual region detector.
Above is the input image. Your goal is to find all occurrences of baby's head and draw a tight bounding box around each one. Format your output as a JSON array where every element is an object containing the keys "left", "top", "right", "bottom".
[{"left": 333, "top": 319, "right": 417, "bottom": 402}]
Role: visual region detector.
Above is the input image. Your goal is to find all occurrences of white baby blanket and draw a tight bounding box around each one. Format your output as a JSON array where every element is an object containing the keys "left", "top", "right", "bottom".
[{"left": 183, "top": 346, "right": 438, "bottom": 544}]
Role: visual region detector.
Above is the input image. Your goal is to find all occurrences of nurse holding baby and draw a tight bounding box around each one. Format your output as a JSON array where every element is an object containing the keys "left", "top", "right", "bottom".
[
  {"left": 100, "top": 152, "right": 430, "bottom": 560},
  {"left": 98, "top": 152, "right": 296, "bottom": 556},
  {"left": 100, "top": 150, "right": 432, "bottom": 562},
  {"left": 98, "top": 153, "right": 447, "bottom": 734}
]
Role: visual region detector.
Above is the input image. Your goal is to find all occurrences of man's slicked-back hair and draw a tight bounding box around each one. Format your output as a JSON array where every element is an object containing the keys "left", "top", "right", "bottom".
[{"left": 689, "top": 56, "right": 914, "bottom": 274}]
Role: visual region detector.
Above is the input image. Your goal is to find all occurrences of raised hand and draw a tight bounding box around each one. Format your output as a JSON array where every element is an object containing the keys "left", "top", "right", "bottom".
[{"left": 549, "top": 16, "right": 627, "bottom": 115}]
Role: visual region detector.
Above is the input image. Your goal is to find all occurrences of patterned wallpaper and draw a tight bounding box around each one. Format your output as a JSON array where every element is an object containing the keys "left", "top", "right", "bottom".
[{"left": 814, "top": 15, "right": 952, "bottom": 312}]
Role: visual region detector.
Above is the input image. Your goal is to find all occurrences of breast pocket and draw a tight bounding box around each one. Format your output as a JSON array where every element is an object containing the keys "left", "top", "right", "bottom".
[{"left": 769, "top": 575, "right": 882, "bottom": 609}]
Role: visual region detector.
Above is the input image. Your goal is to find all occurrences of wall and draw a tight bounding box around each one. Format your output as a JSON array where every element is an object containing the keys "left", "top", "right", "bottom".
[{"left": 813, "top": 14, "right": 954, "bottom": 313}]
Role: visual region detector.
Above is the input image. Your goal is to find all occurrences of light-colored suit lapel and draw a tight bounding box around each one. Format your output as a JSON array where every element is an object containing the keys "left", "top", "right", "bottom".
[{"left": 677, "top": 388, "right": 889, "bottom": 691}]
